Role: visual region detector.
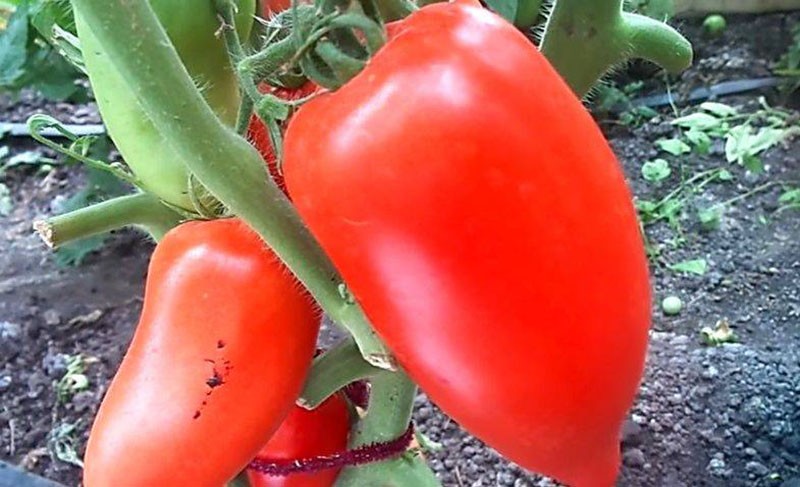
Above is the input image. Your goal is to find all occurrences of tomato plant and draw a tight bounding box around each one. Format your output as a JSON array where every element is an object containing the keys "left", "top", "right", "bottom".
[
  {"left": 283, "top": 3, "right": 651, "bottom": 485},
  {"left": 247, "top": 393, "right": 351, "bottom": 487},
  {"left": 83, "top": 218, "right": 320, "bottom": 486},
  {"left": 37, "top": 0, "right": 694, "bottom": 485}
]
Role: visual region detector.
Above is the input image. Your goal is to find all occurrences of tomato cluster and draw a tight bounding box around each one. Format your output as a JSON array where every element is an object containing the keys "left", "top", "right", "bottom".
[{"left": 77, "top": 0, "right": 652, "bottom": 486}]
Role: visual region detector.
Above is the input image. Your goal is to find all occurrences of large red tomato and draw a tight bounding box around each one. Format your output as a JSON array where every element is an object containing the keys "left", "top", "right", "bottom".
[
  {"left": 83, "top": 219, "right": 320, "bottom": 486},
  {"left": 248, "top": 394, "right": 351, "bottom": 487},
  {"left": 283, "top": 3, "right": 651, "bottom": 486}
]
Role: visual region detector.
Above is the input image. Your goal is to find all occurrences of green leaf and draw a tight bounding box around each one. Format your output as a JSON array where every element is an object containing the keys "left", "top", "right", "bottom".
[
  {"left": 26, "top": 49, "right": 81, "bottom": 100},
  {"left": 742, "top": 154, "right": 763, "bottom": 173},
  {"left": 716, "top": 169, "right": 734, "bottom": 182},
  {"left": 697, "top": 206, "right": 721, "bottom": 231},
  {"left": 699, "top": 102, "right": 737, "bottom": 118},
  {"left": 484, "top": 0, "right": 518, "bottom": 22},
  {"left": 725, "top": 124, "right": 788, "bottom": 168},
  {"left": 672, "top": 112, "right": 722, "bottom": 132},
  {"left": 635, "top": 199, "right": 658, "bottom": 223},
  {"left": 5, "top": 149, "right": 42, "bottom": 167},
  {"left": 701, "top": 319, "right": 736, "bottom": 346},
  {"left": 660, "top": 198, "right": 683, "bottom": 227},
  {"left": 724, "top": 124, "right": 749, "bottom": 163},
  {"left": 684, "top": 128, "right": 711, "bottom": 154},
  {"left": 29, "top": 0, "right": 75, "bottom": 38},
  {"left": 779, "top": 188, "right": 800, "bottom": 205},
  {"left": 641, "top": 158, "right": 671, "bottom": 182},
  {"left": 656, "top": 138, "right": 690, "bottom": 156},
  {"left": 668, "top": 258, "right": 708, "bottom": 275},
  {"left": 0, "top": 1, "right": 30, "bottom": 86}
]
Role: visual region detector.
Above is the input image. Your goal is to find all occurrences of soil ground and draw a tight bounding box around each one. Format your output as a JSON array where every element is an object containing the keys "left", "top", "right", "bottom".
[{"left": 1, "top": 12, "right": 799, "bottom": 487}]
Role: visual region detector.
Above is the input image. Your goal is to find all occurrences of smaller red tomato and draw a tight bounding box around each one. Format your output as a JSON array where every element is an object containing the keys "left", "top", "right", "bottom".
[
  {"left": 261, "top": 0, "right": 292, "bottom": 15},
  {"left": 247, "top": 394, "right": 351, "bottom": 487},
  {"left": 246, "top": 83, "right": 318, "bottom": 195}
]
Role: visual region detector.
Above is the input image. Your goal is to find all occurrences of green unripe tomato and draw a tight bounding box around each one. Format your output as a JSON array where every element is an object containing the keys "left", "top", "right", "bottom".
[
  {"left": 74, "top": 1, "right": 256, "bottom": 210},
  {"left": 703, "top": 14, "right": 727, "bottom": 37},
  {"left": 661, "top": 295, "right": 683, "bottom": 316}
]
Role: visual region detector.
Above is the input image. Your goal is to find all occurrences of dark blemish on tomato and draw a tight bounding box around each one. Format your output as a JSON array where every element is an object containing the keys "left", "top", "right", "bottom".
[
  {"left": 206, "top": 368, "right": 224, "bottom": 388},
  {"left": 217, "top": 340, "right": 225, "bottom": 349},
  {"left": 193, "top": 411, "right": 201, "bottom": 420}
]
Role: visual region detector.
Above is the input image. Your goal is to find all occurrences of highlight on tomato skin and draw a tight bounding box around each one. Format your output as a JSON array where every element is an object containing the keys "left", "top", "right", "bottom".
[
  {"left": 282, "top": 2, "right": 651, "bottom": 486},
  {"left": 247, "top": 393, "right": 351, "bottom": 487},
  {"left": 82, "top": 219, "right": 320, "bottom": 487}
]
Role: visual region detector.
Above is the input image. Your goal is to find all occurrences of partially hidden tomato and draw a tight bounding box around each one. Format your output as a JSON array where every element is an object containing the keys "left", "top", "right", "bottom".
[
  {"left": 283, "top": 3, "right": 651, "bottom": 486},
  {"left": 247, "top": 82, "right": 319, "bottom": 195},
  {"left": 83, "top": 218, "right": 320, "bottom": 487},
  {"left": 74, "top": 0, "right": 255, "bottom": 210},
  {"left": 247, "top": 393, "right": 351, "bottom": 487},
  {"left": 260, "top": 0, "right": 292, "bottom": 14}
]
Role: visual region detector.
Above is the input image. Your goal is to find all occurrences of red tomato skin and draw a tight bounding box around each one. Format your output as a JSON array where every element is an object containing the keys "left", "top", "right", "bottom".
[
  {"left": 83, "top": 219, "right": 320, "bottom": 487},
  {"left": 247, "top": 83, "right": 319, "bottom": 196},
  {"left": 247, "top": 394, "right": 351, "bottom": 487},
  {"left": 283, "top": 4, "right": 651, "bottom": 486},
  {"left": 261, "top": 0, "right": 291, "bottom": 14}
]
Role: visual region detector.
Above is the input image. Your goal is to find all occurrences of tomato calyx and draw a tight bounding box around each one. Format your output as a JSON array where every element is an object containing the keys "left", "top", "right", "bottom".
[
  {"left": 248, "top": 422, "right": 414, "bottom": 476},
  {"left": 240, "top": 2, "right": 386, "bottom": 92}
]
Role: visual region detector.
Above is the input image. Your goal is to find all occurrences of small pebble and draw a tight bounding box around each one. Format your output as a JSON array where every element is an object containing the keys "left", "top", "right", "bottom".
[
  {"left": 661, "top": 296, "right": 683, "bottom": 316},
  {"left": 623, "top": 448, "right": 646, "bottom": 468}
]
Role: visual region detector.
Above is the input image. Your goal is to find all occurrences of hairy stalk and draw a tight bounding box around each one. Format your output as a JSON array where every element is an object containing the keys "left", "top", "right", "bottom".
[
  {"left": 69, "top": 0, "right": 394, "bottom": 369},
  {"left": 540, "top": 0, "right": 693, "bottom": 96},
  {"left": 299, "top": 338, "right": 380, "bottom": 409},
  {"left": 335, "top": 372, "right": 440, "bottom": 486},
  {"left": 34, "top": 192, "right": 182, "bottom": 247}
]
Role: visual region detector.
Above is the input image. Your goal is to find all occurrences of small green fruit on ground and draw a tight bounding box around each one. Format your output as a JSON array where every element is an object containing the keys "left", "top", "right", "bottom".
[{"left": 703, "top": 14, "right": 727, "bottom": 37}]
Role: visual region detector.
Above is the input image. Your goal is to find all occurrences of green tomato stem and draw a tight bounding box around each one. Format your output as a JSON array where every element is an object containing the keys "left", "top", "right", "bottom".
[
  {"left": 227, "top": 471, "right": 251, "bottom": 487},
  {"left": 374, "top": 0, "right": 417, "bottom": 22},
  {"left": 69, "top": 0, "right": 394, "bottom": 369},
  {"left": 33, "top": 192, "right": 182, "bottom": 247},
  {"left": 540, "top": 0, "right": 692, "bottom": 96},
  {"left": 514, "top": 0, "right": 543, "bottom": 29},
  {"left": 299, "top": 338, "right": 380, "bottom": 409},
  {"left": 335, "top": 372, "right": 441, "bottom": 487}
]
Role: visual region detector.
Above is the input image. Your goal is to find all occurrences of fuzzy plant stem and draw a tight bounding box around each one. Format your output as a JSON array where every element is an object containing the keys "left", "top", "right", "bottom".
[
  {"left": 540, "top": 0, "right": 693, "bottom": 96},
  {"left": 227, "top": 471, "right": 250, "bottom": 487},
  {"left": 33, "top": 192, "right": 182, "bottom": 247},
  {"left": 300, "top": 338, "right": 380, "bottom": 409},
  {"left": 335, "top": 371, "right": 440, "bottom": 487},
  {"left": 68, "top": 0, "right": 394, "bottom": 369}
]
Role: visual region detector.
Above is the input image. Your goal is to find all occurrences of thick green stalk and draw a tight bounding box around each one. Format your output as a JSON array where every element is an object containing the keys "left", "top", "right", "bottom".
[
  {"left": 375, "top": 0, "right": 417, "bottom": 22},
  {"left": 335, "top": 372, "right": 440, "bottom": 487},
  {"left": 540, "top": 0, "right": 693, "bottom": 96},
  {"left": 33, "top": 192, "right": 182, "bottom": 247},
  {"left": 299, "top": 338, "right": 379, "bottom": 409},
  {"left": 227, "top": 472, "right": 251, "bottom": 487},
  {"left": 69, "top": 0, "right": 393, "bottom": 369}
]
